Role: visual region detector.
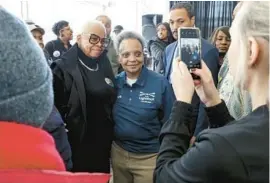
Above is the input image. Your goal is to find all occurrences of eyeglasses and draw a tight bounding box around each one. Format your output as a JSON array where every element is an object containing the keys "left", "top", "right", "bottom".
[{"left": 84, "top": 33, "right": 110, "bottom": 48}]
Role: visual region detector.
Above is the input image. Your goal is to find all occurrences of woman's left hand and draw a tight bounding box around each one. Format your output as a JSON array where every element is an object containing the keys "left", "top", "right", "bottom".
[{"left": 171, "top": 58, "right": 195, "bottom": 104}]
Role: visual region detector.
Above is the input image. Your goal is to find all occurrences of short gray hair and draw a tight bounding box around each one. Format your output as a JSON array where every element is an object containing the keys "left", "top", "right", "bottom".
[{"left": 114, "top": 31, "right": 145, "bottom": 54}]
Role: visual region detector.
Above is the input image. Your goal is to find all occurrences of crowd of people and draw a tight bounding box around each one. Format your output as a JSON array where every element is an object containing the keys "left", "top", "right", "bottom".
[{"left": 0, "top": 1, "right": 268, "bottom": 183}]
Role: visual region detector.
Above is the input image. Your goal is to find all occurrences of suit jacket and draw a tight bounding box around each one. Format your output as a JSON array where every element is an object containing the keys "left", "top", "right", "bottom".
[{"left": 164, "top": 39, "right": 219, "bottom": 136}]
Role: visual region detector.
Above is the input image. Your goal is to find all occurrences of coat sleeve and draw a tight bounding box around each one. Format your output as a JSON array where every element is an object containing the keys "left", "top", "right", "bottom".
[
  {"left": 163, "top": 47, "right": 168, "bottom": 77},
  {"left": 45, "top": 41, "right": 54, "bottom": 59},
  {"left": 43, "top": 107, "right": 73, "bottom": 171},
  {"left": 51, "top": 62, "right": 68, "bottom": 119},
  {"left": 150, "top": 42, "right": 165, "bottom": 74},
  {"left": 160, "top": 79, "right": 175, "bottom": 124},
  {"left": 154, "top": 101, "right": 236, "bottom": 183}
]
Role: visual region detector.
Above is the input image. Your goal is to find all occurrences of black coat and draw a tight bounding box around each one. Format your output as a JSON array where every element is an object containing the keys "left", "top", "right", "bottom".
[
  {"left": 148, "top": 39, "right": 168, "bottom": 75},
  {"left": 154, "top": 101, "right": 269, "bottom": 183},
  {"left": 43, "top": 106, "right": 72, "bottom": 170},
  {"left": 51, "top": 44, "right": 116, "bottom": 173}
]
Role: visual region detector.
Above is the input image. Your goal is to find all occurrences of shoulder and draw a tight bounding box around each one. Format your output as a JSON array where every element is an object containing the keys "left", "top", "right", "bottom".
[
  {"left": 166, "top": 41, "right": 177, "bottom": 51},
  {"left": 45, "top": 40, "right": 57, "bottom": 48},
  {"left": 115, "top": 71, "right": 125, "bottom": 82},
  {"left": 146, "top": 69, "right": 170, "bottom": 88}
]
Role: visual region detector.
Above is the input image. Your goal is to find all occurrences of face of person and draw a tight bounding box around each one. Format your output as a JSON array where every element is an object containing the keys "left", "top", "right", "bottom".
[
  {"left": 114, "top": 29, "right": 122, "bottom": 36},
  {"left": 215, "top": 30, "right": 231, "bottom": 53},
  {"left": 157, "top": 24, "right": 168, "bottom": 40},
  {"left": 60, "top": 25, "right": 73, "bottom": 41},
  {"left": 78, "top": 24, "right": 108, "bottom": 58},
  {"left": 31, "top": 30, "right": 44, "bottom": 48},
  {"left": 169, "top": 8, "right": 195, "bottom": 40},
  {"left": 118, "top": 39, "right": 144, "bottom": 76},
  {"left": 96, "top": 16, "right": 112, "bottom": 37}
]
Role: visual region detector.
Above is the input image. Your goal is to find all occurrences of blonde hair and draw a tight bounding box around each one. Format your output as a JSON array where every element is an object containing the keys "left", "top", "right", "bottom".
[{"left": 232, "top": 1, "right": 269, "bottom": 89}]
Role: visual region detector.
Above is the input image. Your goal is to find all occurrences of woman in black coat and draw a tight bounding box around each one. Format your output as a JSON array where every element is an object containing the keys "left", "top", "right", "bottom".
[
  {"left": 148, "top": 22, "right": 175, "bottom": 74},
  {"left": 51, "top": 20, "right": 116, "bottom": 173}
]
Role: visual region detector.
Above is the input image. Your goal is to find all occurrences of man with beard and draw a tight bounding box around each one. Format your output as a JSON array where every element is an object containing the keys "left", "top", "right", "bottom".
[{"left": 163, "top": 2, "right": 219, "bottom": 145}]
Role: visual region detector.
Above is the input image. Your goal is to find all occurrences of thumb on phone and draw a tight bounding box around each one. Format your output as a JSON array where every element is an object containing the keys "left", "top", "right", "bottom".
[{"left": 191, "top": 60, "right": 212, "bottom": 83}]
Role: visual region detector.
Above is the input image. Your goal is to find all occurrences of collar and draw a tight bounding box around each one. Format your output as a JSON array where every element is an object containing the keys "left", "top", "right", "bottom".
[
  {"left": 56, "top": 38, "right": 72, "bottom": 49},
  {"left": 0, "top": 122, "right": 65, "bottom": 170},
  {"left": 118, "top": 66, "right": 148, "bottom": 88}
]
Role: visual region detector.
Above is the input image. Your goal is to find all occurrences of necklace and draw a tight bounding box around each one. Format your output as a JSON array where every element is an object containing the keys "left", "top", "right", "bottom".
[{"left": 78, "top": 58, "right": 99, "bottom": 71}]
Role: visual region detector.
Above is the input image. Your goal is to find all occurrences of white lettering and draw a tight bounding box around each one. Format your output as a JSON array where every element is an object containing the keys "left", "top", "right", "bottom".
[{"left": 139, "top": 92, "right": 155, "bottom": 104}]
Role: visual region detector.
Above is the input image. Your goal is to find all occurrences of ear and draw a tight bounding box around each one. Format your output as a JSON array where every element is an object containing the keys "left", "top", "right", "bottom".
[
  {"left": 247, "top": 37, "right": 260, "bottom": 68},
  {"left": 76, "top": 34, "right": 81, "bottom": 43},
  {"left": 59, "top": 29, "right": 63, "bottom": 37},
  {"left": 191, "top": 16, "right": 195, "bottom": 27}
]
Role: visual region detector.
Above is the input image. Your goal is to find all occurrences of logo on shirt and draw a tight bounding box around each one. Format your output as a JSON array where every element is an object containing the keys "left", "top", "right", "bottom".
[
  {"left": 53, "top": 50, "right": 61, "bottom": 58},
  {"left": 105, "top": 78, "right": 114, "bottom": 87},
  {"left": 139, "top": 91, "right": 155, "bottom": 104}
]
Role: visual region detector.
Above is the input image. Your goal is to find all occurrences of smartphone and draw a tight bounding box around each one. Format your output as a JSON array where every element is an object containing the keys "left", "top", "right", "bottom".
[{"left": 178, "top": 27, "right": 201, "bottom": 79}]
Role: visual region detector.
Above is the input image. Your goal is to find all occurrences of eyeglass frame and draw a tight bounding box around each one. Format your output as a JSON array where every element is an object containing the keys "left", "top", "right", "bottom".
[{"left": 82, "top": 33, "right": 110, "bottom": 48}]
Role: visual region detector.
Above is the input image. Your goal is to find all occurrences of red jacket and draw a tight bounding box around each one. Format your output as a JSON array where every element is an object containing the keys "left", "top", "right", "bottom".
[{"left": 0, "top": 122, "right": 110, "bottom": 183}]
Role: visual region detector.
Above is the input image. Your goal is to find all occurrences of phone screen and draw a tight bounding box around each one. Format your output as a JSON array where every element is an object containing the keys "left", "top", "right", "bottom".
[{"left": 179, "top": 28, "right": 201, "bottom": 70}]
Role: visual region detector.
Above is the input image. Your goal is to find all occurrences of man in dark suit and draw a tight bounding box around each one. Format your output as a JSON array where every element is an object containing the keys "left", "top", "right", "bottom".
[{"left": 164, "top": 2, "right": 219, "bottom": 144}]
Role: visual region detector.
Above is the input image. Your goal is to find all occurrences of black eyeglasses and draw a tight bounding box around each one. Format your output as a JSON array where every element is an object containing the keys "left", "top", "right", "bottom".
[{"left": 86, "top": 34, "right": 110, "bottom": 48}]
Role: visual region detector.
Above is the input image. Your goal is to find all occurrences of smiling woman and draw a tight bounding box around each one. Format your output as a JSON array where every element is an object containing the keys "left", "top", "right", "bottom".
[
  {"left": 51, "top": 20, "right": 116, "bottom": 173},
  {"left": 112, "top": 31, "right": 175, "bottom": 183}
]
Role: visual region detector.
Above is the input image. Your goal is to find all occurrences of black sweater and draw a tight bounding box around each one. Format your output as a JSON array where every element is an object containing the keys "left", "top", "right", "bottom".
[{"left": 154, "top": 101, "right": 269, "bottom": 183}]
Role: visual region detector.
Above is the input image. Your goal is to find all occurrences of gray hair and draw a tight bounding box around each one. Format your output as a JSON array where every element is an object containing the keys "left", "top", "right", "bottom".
[
  {"left": 114, "top": 31, "right": 145, "bottom": 54},
  {"left": 232, "top": 1, "right": 269, "bottom": 89}
]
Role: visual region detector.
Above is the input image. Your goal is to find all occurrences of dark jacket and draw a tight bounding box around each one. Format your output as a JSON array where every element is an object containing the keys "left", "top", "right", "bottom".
[
  {"left": 45, "top": 39, "right": 72, "bottom": 61},
  {"left": 164, "top": 39, "right": 219, "bottom": 136},
  {"left": 51, "top": 44, "right": 115, "bottom": 172},
  {"left": 43, "top": 106, "right": 72, "bottom": 170},
  {"left": 148, "top": 39, "right": 168, "bottom": 75},
  {"left": 154, "top": 101, "right": 269, "bottom": 183}
]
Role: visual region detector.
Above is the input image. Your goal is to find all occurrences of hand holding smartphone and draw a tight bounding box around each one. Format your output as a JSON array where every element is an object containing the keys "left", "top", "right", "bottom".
[{"left": 178, "top": 27, "right": 202, "bottom": 79}]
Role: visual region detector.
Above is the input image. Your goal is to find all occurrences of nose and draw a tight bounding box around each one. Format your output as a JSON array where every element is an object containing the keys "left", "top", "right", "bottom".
[
  {"left": 172, "top": 23, "right": 179, "bottom": 32},
  {"left": 96, "top": 40, "right": 103, "bottom": 47},
  {"left": 129, "top": 54, "right": 136, "bottom": 62},
  {"left": 221, "top": 39, "right": 227, "bottom": 45}
]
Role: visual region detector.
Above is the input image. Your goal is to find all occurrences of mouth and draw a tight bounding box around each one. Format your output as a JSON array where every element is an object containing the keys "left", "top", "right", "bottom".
[{"left": 219, "top": 47, "right": 228, "bottom": 51}]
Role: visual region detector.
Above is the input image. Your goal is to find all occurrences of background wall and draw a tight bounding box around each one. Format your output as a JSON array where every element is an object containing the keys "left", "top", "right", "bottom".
[{"left": 0, "top": 0, "right": 170, "bottom": 43}]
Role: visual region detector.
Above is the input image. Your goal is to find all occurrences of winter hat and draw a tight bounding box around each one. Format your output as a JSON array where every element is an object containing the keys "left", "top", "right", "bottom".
[{"left": 0, "top": 7, "right": 53, "bottom": 127}]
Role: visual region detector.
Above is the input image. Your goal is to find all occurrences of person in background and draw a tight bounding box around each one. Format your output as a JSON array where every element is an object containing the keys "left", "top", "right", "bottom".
[
  {"left": 165, "top": 2, "right": 220, "bottom": 145},
  {"left": 154, "top": 1, "right": 269, "bottom": 182},
  {"left": 209, "top": 26, "right": 231, "bottom": 68},
  {"left": 45, "top": 20, "right": 73, "bottom": 61},
  {"left": 148, "top": 22, "right": 175, "bottom": 74},
  {"left": 0, "top": 7, "right": 110, "bottom": 183},
  {"left": 113, "top": 25, "right": 124, "bottom": 36},
  {"left": 25, "top": 20, "right": 52, "bottom": 64},
  {"left": 96, "top": 15, "right": 121, "bottom": 75},
  {"left": 26, "top": 20, "right": 72, "bottom": 170},
  {"left": 111, "top": 31, "right": 174, "bottom": 183},
  {"left": 218, "top": 1, "right": 252, "bottom": 120},
  {"left": 52, "top": 20, "right": 115, "bottom": 173}
]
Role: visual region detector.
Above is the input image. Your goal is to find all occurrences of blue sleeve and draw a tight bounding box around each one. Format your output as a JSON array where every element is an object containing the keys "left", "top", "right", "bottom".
[
  {"left": 161, "top": 79, "right": 176, "bottom": 123},
  {"left": 194, "top": 48, "right": 219, "bottom": 136}
]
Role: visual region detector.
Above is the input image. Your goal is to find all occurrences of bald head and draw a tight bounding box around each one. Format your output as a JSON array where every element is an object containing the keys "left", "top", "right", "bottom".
[
  {"left": 79, "top": 20, "right": 106, "bottom": 35},
  {"left": 77, "top": 20, "right": 107, "bottom": 58},
  {"left": 96, "top": 15, "right": 112, "bottom": 37}
]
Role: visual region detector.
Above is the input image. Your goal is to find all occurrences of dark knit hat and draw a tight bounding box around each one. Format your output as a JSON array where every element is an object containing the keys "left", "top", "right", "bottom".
[{"left": 0, "top": 7, "right": 53, "bottom": 127}]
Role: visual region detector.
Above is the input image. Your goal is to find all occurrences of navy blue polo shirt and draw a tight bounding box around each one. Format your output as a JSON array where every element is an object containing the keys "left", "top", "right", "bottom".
[{"left": 113, "top": 67, "right": 174, "bottom": 153}]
